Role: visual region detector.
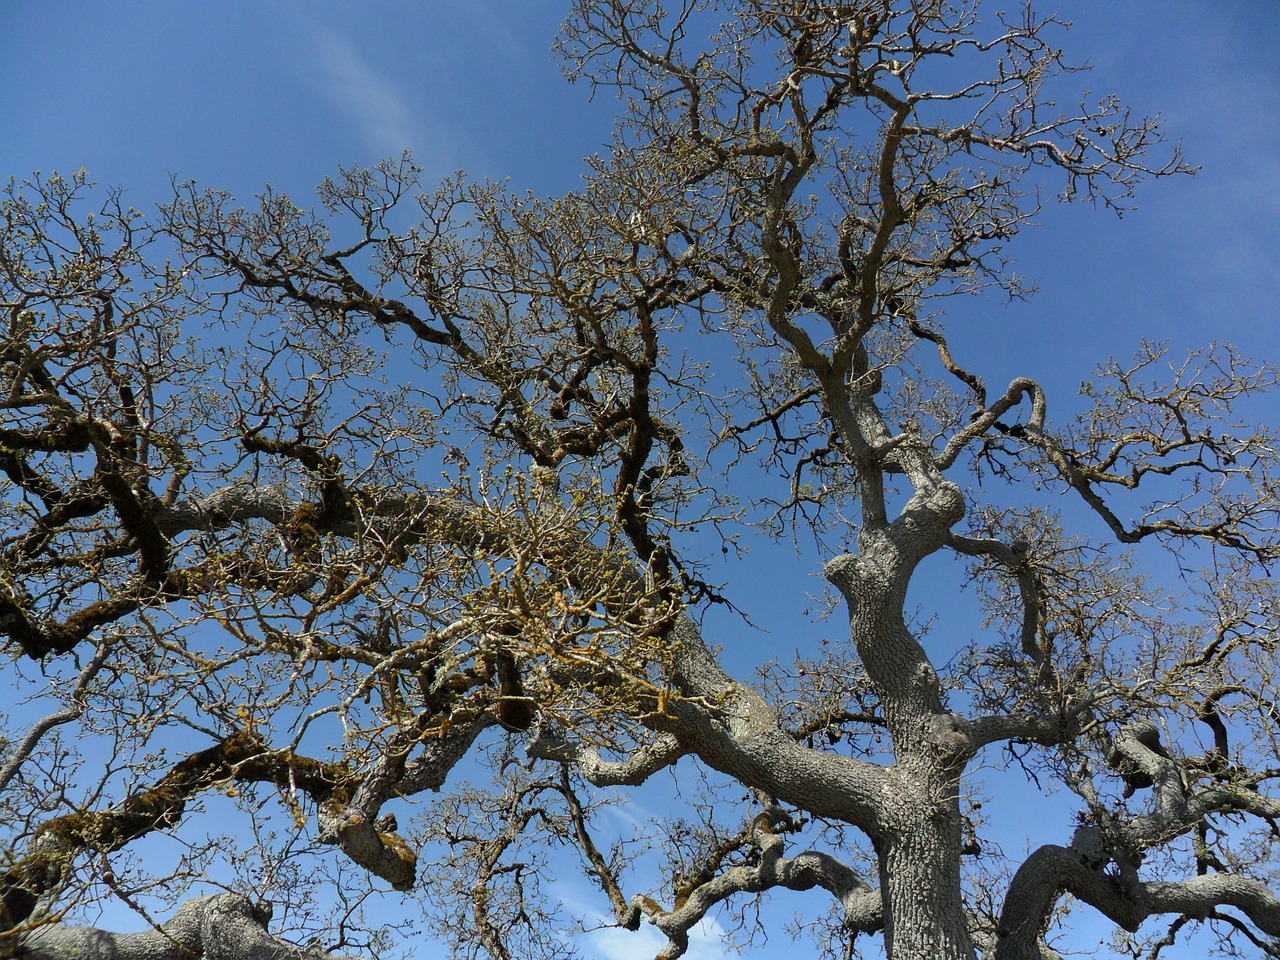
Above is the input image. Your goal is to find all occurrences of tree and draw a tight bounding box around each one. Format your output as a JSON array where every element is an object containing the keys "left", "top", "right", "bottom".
[{"left": 2, "top": 2, "right": 1278, "bottom": 959}]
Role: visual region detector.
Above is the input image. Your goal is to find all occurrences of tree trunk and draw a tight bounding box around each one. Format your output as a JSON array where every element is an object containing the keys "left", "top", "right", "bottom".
[{"left": 879, "top": 798, "right": 976, "bottom": 960}]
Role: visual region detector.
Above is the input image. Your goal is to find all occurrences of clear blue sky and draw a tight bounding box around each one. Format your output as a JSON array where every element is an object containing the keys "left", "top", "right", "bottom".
[{"left": 3, "top": 3, "right": 1278, "bottom": 958}]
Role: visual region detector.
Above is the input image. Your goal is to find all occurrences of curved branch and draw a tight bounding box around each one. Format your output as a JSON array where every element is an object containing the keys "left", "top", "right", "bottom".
[
  {"left": 527, "top": 726, "right": 687, "bottom": 787},
  {"left": 17, "top": 894, "right": 353, "bottom": 960},
  {"left": 946, "top": 532, "right": 1041, "bottom": 662},
  {"left": 937, "top": 376, "right": 1046, "bottom": 470},
  {"left": 996, "top": 844, "right": 1280, "bottom": 960},
  {"left": 648, "top": 813, "right": 882, "bottom": 960},
  {"left": 317, "top": 716, "right": 493, "bottom": 891},
  {"left": 0, "top": 639, "right": 112, "bottom": 792}
]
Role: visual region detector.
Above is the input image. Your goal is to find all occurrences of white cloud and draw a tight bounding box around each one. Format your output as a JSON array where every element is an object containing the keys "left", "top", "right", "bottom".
[
  {"left": 581, "top": 914, "right": 732, "bottom": 960},
  {"left": 304, "top": 26, "right": 430, "bottom": 157},
  {"left": 561, "top": 882, "right": 733, "bottom": 960}
]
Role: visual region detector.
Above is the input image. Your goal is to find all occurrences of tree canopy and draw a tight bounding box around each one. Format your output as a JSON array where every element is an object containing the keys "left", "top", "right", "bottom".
[{"left": 3, "top": 3, "right": 1279, "bottom": 960}]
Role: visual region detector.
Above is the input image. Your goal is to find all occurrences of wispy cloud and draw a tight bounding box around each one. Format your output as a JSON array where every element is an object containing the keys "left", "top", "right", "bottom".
[
  {"left": 584, "top": 919, "right": 731, "bottom": 960},
  {"left": 559, "top": 881, "right": 732, "bottom": 960},
  {"left": 304, "top": 26, "right": 436, "bottom": 158}
]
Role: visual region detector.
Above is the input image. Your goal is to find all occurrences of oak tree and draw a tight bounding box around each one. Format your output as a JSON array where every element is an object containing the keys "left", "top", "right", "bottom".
[{"left": 3, "top": 3, "right": 1278, "bottom": 959}]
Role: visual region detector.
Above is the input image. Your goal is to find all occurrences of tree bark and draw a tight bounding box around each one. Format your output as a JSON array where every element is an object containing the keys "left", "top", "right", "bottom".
[
  {"left": 15, "top": 894, "right": 353, "bottom": 960},
  {"left": 997, "top": 845, "right": 1280, "bottom": 960},
  {"left": 879, "top": 806, "right": 976, "bottom": 960}
]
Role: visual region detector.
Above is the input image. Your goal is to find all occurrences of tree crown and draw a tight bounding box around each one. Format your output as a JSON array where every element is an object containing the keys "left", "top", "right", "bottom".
[{"left": 3, "top": 4, "right": 1278, "bottom": 960}]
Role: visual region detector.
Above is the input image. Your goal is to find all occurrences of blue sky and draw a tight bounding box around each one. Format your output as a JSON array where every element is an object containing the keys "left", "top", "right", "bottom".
[
  {"left": 3, "top": 2, "right": 1276, "bottom": 386},
  {"left": 3, "top": 2, "right": 1279, "bottom": 958}
]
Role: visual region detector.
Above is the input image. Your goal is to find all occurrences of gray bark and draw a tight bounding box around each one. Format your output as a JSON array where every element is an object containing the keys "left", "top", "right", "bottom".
[
  {"left": 880, "top": 814, "right": 976, "bottom": 960},
  {"left": 18, "top": 895, "right": 355, "bottom": 960},
  {"left": 996, "top": 845, "right": 1280, "bottom": 960}
]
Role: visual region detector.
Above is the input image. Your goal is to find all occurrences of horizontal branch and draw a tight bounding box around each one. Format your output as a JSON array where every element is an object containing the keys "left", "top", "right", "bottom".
[
  {"left": 527, "top": 726, "right": 688, "bottom": 787},
  {"left": 997, "top": 844, "right": 1280, "bottom": 960},
  {"left": 16, "top": 894, "right": 352, "bottom": 960},
  {"left": 1, "top": 733, "right": 348, "bottom": 933},
  {"left": 163, "top": 483, "right": 904, "bottom": 830},
  {"left": 967, "top": 707, "right": 1090, "bottom": 753}
]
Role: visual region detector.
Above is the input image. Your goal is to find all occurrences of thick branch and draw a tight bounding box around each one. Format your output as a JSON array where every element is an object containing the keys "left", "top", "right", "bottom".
[
  {"left": 317, "top": 717, "right": 492, "bottom": 891},
  {"left": 17, "top": 894, "right": 353, "bottom": 960},
  {"left": 527, "top": 727, "right": 687, "bottom": 787},
  {"left": 946, "top": 532, "right": 1041, "bottom": 663},
  {"left": 967, "top": 708, "right": 1089, "bottom": 753},
  {"left": 159, "top": 482, "right": 902, "bottom": 832},
  {"left": 1, "top": 733, "right": 348, "bottom": 933},
  {"left": 648, "top": 813, "right": 882, "bottom": 960},
  {"left": 997, "top": 845, "right": 1280, "bottom": 960}
]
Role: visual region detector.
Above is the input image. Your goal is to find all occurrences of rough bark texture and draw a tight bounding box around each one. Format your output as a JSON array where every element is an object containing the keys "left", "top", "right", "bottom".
[{"left": 19, "top": 895, "right": 352, "bottom": 960}]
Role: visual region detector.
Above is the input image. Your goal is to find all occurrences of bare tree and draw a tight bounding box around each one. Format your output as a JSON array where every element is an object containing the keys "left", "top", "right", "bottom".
[{"left": 3, "top": 3, "right": 1279, "bottom": 960}]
